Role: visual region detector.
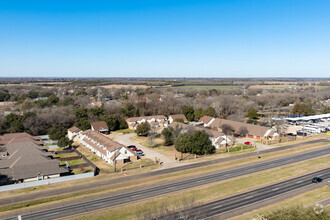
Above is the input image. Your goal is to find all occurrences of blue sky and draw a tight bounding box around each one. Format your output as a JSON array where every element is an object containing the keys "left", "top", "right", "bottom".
[{"left": 0, "top": 0, "right": 329, "bottom": 78}]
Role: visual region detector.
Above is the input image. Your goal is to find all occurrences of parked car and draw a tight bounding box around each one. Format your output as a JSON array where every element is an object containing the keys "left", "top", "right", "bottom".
[
  {"left": 136, "top": 149, "right": 144, "bottom": 156},
  {"left": 244, "top": 142, "right": 251, "bottom": 145},
  {"left": 312, "top": 177, "right": 323, "bottom": 183},
  {"left": 128, "top": 145, "right": 137, "bottom": 151}
]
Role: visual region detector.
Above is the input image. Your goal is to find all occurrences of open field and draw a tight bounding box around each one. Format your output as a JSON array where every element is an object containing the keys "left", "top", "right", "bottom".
[
  {"left": 249, "top": 84, "right": 329, "bottom": 90},
  {"left": 94, "top": 84, "right": 150, "bottom": 89},
  {"left": 68, "top": 155, "right": 330, "bottom": 220},
  {"left": 170, "top": 85, "right": 239, "bottom": 89}
]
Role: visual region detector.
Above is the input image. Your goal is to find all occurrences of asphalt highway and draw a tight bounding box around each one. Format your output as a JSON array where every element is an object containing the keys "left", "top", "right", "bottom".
[
  {"left": 161, "top": 168, "right": 330, "bottom": 219},
  {"left": 0, "top": 139, "right": 328, "bottom": 206},
  {"left": 5, "top": 147, "right": 330, "bottom": 220}
]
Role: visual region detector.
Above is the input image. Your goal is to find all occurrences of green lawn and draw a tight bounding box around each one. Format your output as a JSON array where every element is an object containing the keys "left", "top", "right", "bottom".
[
  {"left": 71, "top": 167, "right": 95, "bottom": 174},
  {"left": 59, "top": 159, "right": 85, "bottom": 166}
]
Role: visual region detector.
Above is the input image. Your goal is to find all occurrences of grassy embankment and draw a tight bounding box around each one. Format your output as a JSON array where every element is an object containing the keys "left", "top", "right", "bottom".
[{"left": 233, "top": 186, "right": 330, "bottom": 220}]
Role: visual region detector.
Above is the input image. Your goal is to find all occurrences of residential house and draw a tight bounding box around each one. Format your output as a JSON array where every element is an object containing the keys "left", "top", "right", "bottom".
[
  {"left": 91, "top": 121, "right": 109, "bottom": 134},
  {"left": 126, "top": 115, "right": 167, "bottom": 130},
  {"left": 168, "top": 114, "right": 188, "bottom": 124},
  {"left": 0, "top": 133, "right": 68, "bottom": 185},
  {"left": 79, "top": 130, "right": 137, "bottom": 165},
  {"left": 208, "top": 118, "right": 277, "bottom": 140},
  {"left": 67, "top": 126, "right": 81, "bottom": 141},
  {"left": 198, "top": 116, "right": 215, "bottom": 127}
]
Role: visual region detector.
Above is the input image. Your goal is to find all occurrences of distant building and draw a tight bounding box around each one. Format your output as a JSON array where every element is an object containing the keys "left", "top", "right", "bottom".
[{"left": 91, "top": 121, "right": 109, "bottom": 134}]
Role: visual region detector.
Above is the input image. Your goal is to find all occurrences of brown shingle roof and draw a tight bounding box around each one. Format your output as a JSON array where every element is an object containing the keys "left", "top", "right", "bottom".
[
  {"left": 68, "top": 126, "right": 81, "bottom": 133},
  {"left": 199, "top": 116, "right": 213, "bottom": 124},
  {"left": 169, "top": 114, "right": 188, "bottom": 121},
  {"left": 0, "top": 141, "right": 68, "bottom": 180},
  {"left": 81, "top": 130, "right": 124, "bottom": 153},
  {"left": 91, "top": 121, "right": 109, "bottom": 131},
  {"left": 209, "top": 118, "right": 273, "bottom": 137},
  {"left": 0, "top": 133, "right": 43, "bottom": 146},
  {"left": 169, "top": 122, "right": 222, "bottom": 138}
]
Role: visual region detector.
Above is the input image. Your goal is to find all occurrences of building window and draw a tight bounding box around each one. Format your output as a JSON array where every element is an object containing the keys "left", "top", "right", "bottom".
[{"left": 125, "top": 150, "right": 127, "bottom": 154}]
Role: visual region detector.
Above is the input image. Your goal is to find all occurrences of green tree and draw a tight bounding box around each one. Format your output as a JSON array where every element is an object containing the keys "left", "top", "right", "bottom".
[
  {"left": 120, "top": 103, "right": 135, "bottom": 117},
  {"left": 322, "top": 106, "right": 330, "bottom": 114},
  {"left": 203, "top": 107, "right": 216, "bottom": 117},
  {"left": 88, "top": 106, "right": 104, "bottom": 117},
  {"left": 75, "top": 118, "right": 90, "bottom": 131},
  {"left": 182, "top": 105, "right": 195, "bottom": 121},
  {"left": 135, "top": 122, "right": 150, "bottom": 136},
  {"left": 48, "top": 126, "right": 67, "bottom": 140},
  {"left": 247, "top": 119, "right": 258, "bottom": 124},
  {"left": 161, "top": 127, "right": 174, "bottom": 146},
  {"left": 58, "top": 137, "right": 73, "bottom": 148},
  {"left": 246, "top": 108, "right": 259, "bottom": 119},
  {"left": 46, "top": 95, "right": 59, "bottom": 106},
  {"left": 174, "top": 133, "right": 191, "bottom": 153},
  {"left": 73, "top": 106, "right": 88, "bottom": 119},
  {"left": 194, "top": 108, "right": 204, "bottom": 121},
  {"left": 99, "top": 115, "right": 128, "bottom": 131},
  {"left": 27, "top": 91, "right": 39, "bottom": 99},
  {"left": 61, "top": 97, "right": 75, "bottom": 106},
  {"left": 0, "top": 91, "right": 11, "bottom": 101},
  {"left": 292, "top": 103, "right": 315, "bottom": 116},
  {"left": 175, "top": 131, "right": 215, "bottom": 155},
  {"left": 5, "top": 113, "right": 24, "bottom": 133}
]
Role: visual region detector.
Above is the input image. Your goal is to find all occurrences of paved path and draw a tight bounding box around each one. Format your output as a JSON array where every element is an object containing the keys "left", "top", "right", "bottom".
[{"left": 114, "top": 133, "right": 184, "bottom": 169}]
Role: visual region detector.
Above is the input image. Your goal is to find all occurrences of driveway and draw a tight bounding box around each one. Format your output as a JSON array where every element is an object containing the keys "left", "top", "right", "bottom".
[{"left": 114, "top": 133, "right": 184, "bottom": 170}]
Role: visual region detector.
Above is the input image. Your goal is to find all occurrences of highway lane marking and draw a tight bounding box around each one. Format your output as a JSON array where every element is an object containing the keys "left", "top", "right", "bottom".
[
  {"left": 296, "top": 181, "right": 303, "bottom": 183},
  {"left": 272, "top": 188, "right": 279, "bottom": 191},
  {"left": 223, "top": 174, "right": 231, "bottom": 176},
  {"left": 245, "top": 196, "right": 254, "bottom": 199},
  {"left": 197, "top": 180, "right": 206, "bottom": 182},
  {"left": 44, "top": 212, "right": 59, "bottom": 216},
  {"left": 211, "top": 205, "right": 223, "bottom": 209}
]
